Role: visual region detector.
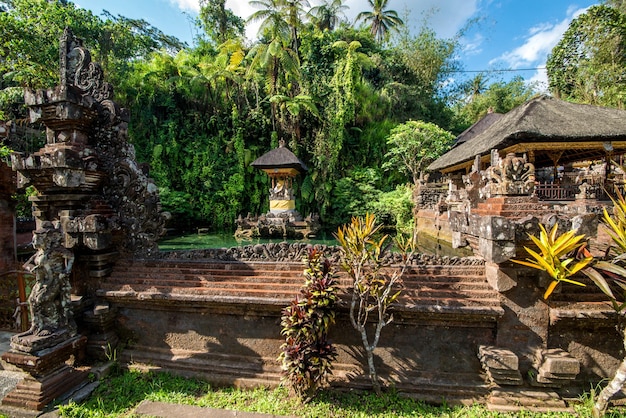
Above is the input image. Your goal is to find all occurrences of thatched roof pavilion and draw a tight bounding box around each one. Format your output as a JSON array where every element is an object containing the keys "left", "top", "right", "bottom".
[
  {"left": 251, "top": 141, "right": 308, "bottom": 174},
  {"left": 429, "top": 95, "right": 626, "bottom": 174},
  {"left": 251, "top": 141, "right": 307, "bottom": 215},
  {"left": 452, "top": 111, "right": 503, "bottom": 149}
]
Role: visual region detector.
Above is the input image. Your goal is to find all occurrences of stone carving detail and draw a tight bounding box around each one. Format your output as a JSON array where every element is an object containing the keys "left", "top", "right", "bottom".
[
  {"left": 156, "top": 242, "right": 485, "bottom": 266},
  {"left": 62, "top": 28, "right": 115, "bottom": 112},
  {"left": 8, "top": 28, "right": 166, "bottom": 355},
  {"left": 235, "top": 212, "right": 320, "bottom": 240},
  {"left": 60, "top": 29, "right": 167, "bottom": 256},
  {"left": 483, "top": 151, "right": 535, "bottom": 197},
  {"left": 11, "top": 222, "right": 75, "bottom": 352},
  {"left": 95, "top": 121, "right": 168, "bottom": 256}
]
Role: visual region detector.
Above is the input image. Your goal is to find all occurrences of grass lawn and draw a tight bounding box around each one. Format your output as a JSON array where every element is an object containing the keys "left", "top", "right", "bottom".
[{"left": 40, "top": 368, "right": 626, "bottom": 418}]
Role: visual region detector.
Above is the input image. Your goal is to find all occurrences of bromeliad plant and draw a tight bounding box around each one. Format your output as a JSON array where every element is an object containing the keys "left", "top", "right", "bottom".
[
  {"left": 514, "top": 188, "right": 626, "bottom": 417},
  {"left": 334, "top": 213, "right": 415, "bottom": 394},
  {"left": 512, "top": 222, "right": 593, "bottom": 299},
  {"left": 279, "top": 248, "right": 338, "bottom": 402},
  {"left": 581, "top": 189, "right": 626, "bottom": 418}
]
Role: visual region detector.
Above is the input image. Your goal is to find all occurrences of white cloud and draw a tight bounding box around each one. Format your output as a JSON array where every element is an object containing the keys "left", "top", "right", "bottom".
[
  {"left": 168, "top": 0, "right": 480, "bottom": 42},
  {"left": 169, "top": 0, "right": 200, "bottom": 12},
  {"left": 462, "top": 33, "right": 484, "bottom": 56},
  {"left": 491, "top": 6, "right": 589, "bottom": 70}
]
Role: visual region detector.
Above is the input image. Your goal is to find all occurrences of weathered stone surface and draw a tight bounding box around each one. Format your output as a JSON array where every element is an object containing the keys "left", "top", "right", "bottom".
[
  {"left": 479, "top": 237, "right": 516, "bottom": 264},
  {"left": 451, "top": 230, "right": 468, "bottom": 248},
  {"left": 539, "top": 351, "right": 580, "bottom": 376},
  {"left": 485, "top": 262, "right": 517, "bottom": 292},
  {"left": 478, "top": 345, "right": 523, "bottom": 386},
  {"left": 529, "top": 348, "right": 580, "bottom": 388},
  {"left": 1, "top": 363, "right": 88, "bottom": 411},
  {"left": 2, "top": 336, "right": 86, "bottom": 376},
  {"left": 479, "top": 216, "right": 515, "bottom": 241},
  {"left": 479, "top": 345, "right": 519, "bottom": 370}
]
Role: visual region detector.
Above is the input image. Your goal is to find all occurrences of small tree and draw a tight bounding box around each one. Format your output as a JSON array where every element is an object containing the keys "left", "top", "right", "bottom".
[
  {"left": 382, "top": 120, "right": 454, "bottom": 187},
  {"left": 334, "top": 213, "right": 414, "bottom": 393},
  {"left": 279, "top": 248, "right": 338, "bottom": 401}
]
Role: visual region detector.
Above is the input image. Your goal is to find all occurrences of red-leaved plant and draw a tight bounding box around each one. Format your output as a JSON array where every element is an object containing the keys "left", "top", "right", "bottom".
[{"left": 278, "top": 248, "right": 338, "bottom": 401}]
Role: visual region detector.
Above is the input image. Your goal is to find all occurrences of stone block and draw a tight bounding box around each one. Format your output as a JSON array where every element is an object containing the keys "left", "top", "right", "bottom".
[
  {"left": 449, "top": 210, "right": 469, "bottom": 233},
  {"left": 479, "top": 238, "right": 516, "bottom": 264},
  {"left": 467, "top": 213, "right": 483, "bottom": 236},
  {"left": 571, "top": 213, "right": 599, "bottom": 238},
  {"left": 451, "top": 230, "right": 467, "bottom": 248},
  {"left": 485, "top": 262, "right": 517, "bottom": 292},
  {"left": 480, "top": 216, "right": 515, "bottom": 241},
  {"left": 479, "top": 345, "right": 519, "bottom": 370},
  {"left": 538, "top": 349, "right": 580, "bottom": 376}
]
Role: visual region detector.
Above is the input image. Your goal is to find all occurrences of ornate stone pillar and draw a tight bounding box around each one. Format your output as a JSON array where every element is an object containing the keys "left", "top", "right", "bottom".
[{"left": 1, "top": 27, "right": 168, "bottom": 411}]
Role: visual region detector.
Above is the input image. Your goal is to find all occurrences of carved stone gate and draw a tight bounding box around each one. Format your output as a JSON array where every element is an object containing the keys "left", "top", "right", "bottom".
[{"left": 1, "top": 28, "right": 166, "bottom": 411}]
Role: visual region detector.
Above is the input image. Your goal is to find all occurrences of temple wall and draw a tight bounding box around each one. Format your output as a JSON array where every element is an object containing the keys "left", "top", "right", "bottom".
[{"left": 92, "top": 254, "right": 623, "bottom": 406}]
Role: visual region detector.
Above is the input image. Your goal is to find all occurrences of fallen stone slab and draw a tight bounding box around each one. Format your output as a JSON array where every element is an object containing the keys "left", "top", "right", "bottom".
[{"left": 134, "top": 400, "right": 296, "bottom": 418}]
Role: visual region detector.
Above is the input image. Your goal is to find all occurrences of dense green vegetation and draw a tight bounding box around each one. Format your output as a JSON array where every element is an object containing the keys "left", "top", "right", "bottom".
[{"left": 0, "top": 0, "right": 623, "bottom": 233}]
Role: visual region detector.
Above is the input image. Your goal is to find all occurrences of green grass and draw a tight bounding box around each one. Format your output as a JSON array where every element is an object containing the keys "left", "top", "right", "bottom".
[{"left": 54, "top": 369, "right": 625, "bottom": 418}]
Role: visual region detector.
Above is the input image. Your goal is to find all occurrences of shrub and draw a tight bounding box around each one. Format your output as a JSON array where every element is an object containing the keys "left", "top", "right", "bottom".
[{"left": 279, "top": 248, "right": 339, "bottom": 401}]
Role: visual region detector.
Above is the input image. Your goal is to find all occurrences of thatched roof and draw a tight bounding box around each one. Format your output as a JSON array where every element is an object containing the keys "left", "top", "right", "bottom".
[
  {"left": 429, "top": 95, "right": 626, "bottom": 173},
  {"left": 251, "top": 142, "right": 308, "bottom": 172},
  {"left": 452, "top": 112, "right": 503, "bottom": 148}
]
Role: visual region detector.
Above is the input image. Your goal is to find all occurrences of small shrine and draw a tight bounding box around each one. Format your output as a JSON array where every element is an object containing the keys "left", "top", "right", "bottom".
[{"left": 235, "top": 141, "right": 319, "bottom": 239}]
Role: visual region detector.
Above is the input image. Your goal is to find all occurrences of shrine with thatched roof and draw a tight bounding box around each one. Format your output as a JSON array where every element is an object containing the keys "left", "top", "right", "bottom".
[
  {"left": 416, "top": 95, "right": 626, "bottom": 259},
  {"left": 235, "top": 141, "right": 319, "bottom": 239},
  {"left": 429, "top": 95, "right": 626, "bottom": 182}
]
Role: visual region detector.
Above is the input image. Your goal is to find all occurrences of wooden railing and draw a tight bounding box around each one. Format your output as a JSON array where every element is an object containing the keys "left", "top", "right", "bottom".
[
  {"left": 534, "top": 183, "right": 578, "bottom": 201},
  {"left": 534, "top": 182, "right": 626, "bottom": 201},
  {"left": 0, "top": 269, "right": 32, "bottom": 332}
]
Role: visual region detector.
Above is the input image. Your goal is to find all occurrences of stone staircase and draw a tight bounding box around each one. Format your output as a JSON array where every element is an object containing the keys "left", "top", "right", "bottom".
[{"left": 97, "top": 259, "right": 501, "bottom": 317}]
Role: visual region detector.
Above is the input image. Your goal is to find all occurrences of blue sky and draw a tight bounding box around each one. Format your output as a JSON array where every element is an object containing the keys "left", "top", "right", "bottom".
[{"left": 75, "top": 0, "right": 600, "bottom": 90}]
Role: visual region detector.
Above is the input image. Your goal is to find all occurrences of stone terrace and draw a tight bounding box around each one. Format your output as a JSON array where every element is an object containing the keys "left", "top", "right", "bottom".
[
  {"left": 94, "top": 256, "right": 502, "bottom": 404},
  {"left": 97, "top": 258, "right": 500, "bottom": 318}
]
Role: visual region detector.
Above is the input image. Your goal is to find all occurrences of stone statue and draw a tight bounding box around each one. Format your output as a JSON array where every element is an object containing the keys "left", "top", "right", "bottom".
[
  {"left": 12, "top": 221, "right": 75, "bottom": 351},
  {"left": 483, "top": 151, "right": 535, "bottom": 196}
]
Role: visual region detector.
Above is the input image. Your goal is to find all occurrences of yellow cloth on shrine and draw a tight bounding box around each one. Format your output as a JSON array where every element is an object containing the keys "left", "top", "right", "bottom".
[{"left": 270, "top": 200, "right": 295, "bottom": 210}]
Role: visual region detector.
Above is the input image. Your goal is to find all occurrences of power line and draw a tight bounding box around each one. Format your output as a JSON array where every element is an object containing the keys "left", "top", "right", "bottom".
[{"left": 450, "top": 67, "right": 546, "bottom": 74}]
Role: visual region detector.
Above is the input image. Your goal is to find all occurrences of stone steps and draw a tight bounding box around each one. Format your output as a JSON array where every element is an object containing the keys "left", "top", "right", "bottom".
[{"left": 98, "top": 259, "right": 499, "bottom": 316}]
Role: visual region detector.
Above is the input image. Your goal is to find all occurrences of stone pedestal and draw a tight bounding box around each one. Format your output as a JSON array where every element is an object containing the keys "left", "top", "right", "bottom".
[
  {"left": 478, "top": 345, "right": 523, "bottom": 386},
  {"left": 82, "top": 302, "right": 119, "bottom": 361},
  {"left": 1, "top": 335, "right": 87, "bottom": 410}
]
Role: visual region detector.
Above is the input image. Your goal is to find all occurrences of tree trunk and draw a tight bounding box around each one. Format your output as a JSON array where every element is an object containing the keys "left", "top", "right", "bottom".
[
  {"left": 593, "top": 330, "right": 626, "bottom": 417},
  {"left": 361, "top": 331, "right": 380, "bottom": 394}
]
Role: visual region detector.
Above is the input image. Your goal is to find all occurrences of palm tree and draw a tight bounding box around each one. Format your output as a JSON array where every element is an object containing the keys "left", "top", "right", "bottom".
[
  {"left": 283, "top": 0, "right": 310, "bottom": 57},
  {"left": 467, "top": 73, "right": 488, "bottom": 102},
  {"left": 309, "top": 0, "right": 348, "bottom": 31},
  {"left": 248, "top": 0, "right": 309, "bottom": 58},
  {"left": 248, "top": 0, "right": 290, "bottom": 40},
  {"left": 355, "top": 0, "right": 404, "bottom": 43}
]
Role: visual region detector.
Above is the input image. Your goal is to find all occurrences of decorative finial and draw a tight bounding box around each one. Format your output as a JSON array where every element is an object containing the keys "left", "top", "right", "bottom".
[{"left": 278, "top": 139, "right": 285, "bottom": 148}]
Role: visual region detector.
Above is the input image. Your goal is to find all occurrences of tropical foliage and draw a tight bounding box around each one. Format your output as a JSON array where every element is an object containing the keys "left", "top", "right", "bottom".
[
  {"left": 279, "top": 248, "right": 339, "bottom": 401},
  {"left": 514, "top": 187, "right": 626, "bottom": 416},
  {"left": 334, "top": 213, "right": 415, "bottom": 393},
  {"left": 355, "top": 0, "right": 404, "bottom": 43},
  {"left": 582, "top": 189, "right": 626, "bottom": 417},
  {"left": 382, "top": 121, "right": 455, "bottom": 186},
  {"left": 2, "top": 0, "right": 605, "bottom": 233},
  {"left": 547, "top": 5, "right": 626, "bottom": 108},
  {"left": 512, "top": 223, "right": 592, "bottom": 299}
]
